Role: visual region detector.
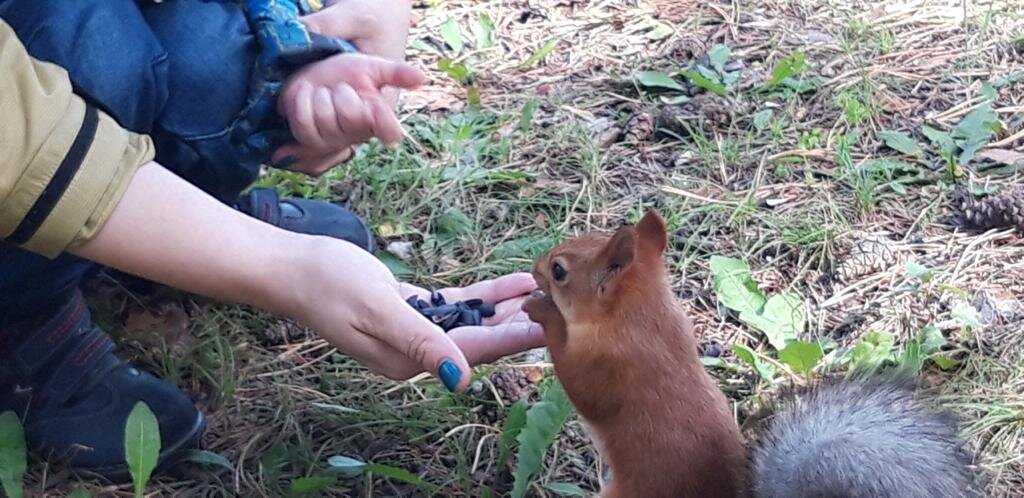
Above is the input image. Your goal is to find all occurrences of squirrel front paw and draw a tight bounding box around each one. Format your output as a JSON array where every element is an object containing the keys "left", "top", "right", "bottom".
[
  {"left": 522, "top": 290, "right": 568, "bottom": 349},
  {"left": 522, "top": 289, "right": 561, "bottom": 325}
]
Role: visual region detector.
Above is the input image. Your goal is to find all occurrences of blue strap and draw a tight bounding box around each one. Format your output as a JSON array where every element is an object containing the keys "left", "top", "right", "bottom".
[{"left": 233, "top": 0, "right": 358, "bottom": 167}]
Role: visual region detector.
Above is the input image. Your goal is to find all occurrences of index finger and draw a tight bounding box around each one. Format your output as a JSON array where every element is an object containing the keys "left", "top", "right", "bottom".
[{"left": 435, "top": 273, "right": 537, "bottom": 304}]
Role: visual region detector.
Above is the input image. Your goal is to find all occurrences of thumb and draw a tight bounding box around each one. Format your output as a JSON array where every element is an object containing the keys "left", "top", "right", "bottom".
[
  {"left": 372, "top": 292, "right": 473, "bottom": 392},
  {"left": 368, "top": 58, "right": 426, "bottom": 91}
]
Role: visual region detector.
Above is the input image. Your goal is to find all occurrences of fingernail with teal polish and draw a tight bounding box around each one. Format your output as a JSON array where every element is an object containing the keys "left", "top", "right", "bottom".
[
  {"left": 438, "top": 360, "right": 462, "bottom": 392},
  {"left": 271, "top": 155, "right": 298, "bottom": 170}
]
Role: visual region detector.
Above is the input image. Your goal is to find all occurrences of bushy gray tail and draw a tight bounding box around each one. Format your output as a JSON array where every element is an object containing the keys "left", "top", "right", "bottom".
[{"left": 749, "top": 380, "right": 974, "bottom": 498}]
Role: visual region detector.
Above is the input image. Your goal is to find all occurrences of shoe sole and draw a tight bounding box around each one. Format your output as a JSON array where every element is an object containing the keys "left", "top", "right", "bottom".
[{"left": 75, "top": 410, "right": 207, "bottom": 483}]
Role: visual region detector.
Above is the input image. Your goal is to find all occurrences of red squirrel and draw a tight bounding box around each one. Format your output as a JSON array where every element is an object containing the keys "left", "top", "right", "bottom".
[{"left": 522, "top": 210, "right": 972, "bottom": 498}]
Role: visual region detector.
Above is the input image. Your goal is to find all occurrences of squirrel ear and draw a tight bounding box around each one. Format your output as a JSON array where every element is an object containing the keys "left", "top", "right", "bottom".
[
  {"left": 635, "top": 209, "right": 668, "bottom": 257},
  {"left": 597, "top": 224, "right": 637, "bottom": 296}
]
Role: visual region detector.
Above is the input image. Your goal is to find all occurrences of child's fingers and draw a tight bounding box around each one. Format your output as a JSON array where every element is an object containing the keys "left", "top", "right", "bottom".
[
  {"left": 288, "top": 82, "right": 330, "bottom": 150},
  {"left": 331, "top": 83, "right": 375, "bottom": 145},
  {"left": 367, "top": 96, "right": 404, "bottom": 145},
  {"left": 313, "top": 86, "right": 345, "bottom": 145}
]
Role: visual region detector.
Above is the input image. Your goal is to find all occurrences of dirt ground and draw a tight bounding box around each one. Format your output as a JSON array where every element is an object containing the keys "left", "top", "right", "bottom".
[{"left": 20, "top": 0, "right": 1024, "bottom": 496}]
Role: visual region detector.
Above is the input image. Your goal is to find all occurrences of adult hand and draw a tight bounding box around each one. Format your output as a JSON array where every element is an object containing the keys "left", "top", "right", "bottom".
[{"left": 288, "top": 238, "right": 543, "bottom": 392}]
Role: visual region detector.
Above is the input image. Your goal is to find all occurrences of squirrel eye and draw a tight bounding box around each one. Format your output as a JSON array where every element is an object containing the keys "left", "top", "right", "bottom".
[{"left": 552, "top": 262, "right": 568, "bottom": 282}]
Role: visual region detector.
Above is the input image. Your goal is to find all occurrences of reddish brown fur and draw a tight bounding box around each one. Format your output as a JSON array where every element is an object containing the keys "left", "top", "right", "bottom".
[{"left": 523, "top": 210, "right": 748, "bottom": 498}]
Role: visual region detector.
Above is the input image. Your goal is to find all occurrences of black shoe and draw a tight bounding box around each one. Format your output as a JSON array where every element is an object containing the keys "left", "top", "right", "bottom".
[
  {"left": 0, "top": 290, "right": 205, "bottom": 482},
  {"left": 236, "top": 187, "right": 375, "bottom": 253}
]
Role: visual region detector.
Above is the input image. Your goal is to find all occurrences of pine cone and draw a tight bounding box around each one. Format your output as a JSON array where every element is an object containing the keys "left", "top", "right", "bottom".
[
  {"left": 952, "top": 186, "right": 1024, "bottom": 233},
  {"left": 489, "top": 368, "right": 536, "bottom": 405},
  {"left": 835, "top": 233, "right": 901, "bottom": 282}
]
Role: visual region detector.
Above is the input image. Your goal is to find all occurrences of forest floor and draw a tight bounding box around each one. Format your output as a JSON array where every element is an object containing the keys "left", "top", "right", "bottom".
[{"left": 23, "top": 0, "right": 1024, "bottom": 496}]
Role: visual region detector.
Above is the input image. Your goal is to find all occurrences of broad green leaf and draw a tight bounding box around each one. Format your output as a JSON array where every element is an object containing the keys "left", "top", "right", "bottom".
[
  {"left": 520, "top": 38, "right": 560, "bottom": 69},
  {"left": 545, "top": 482, "right": 589, "bottom": 496},
  {"left": 767, "top": 51, "right": 806, "bottom": 87},
  {"left": 646, "top": 22, "right": 674, "bottom": 40},
  {"left": 661, "top": 94, "right": 691, "bottom": 105},
  {"left": 901, "top": 339, "right": 924, "bottom": 374},
  {"left": 847, "top": 332, "right": 895, "bottom": 373},
  {"left": 437, "top": 59, "right": 470, "bottom": 83},
  {"left": 125, "top": 401, "right": 161, "bottom": 498},
  {"left": 440, "top": 17, "right": 464, "bottom": 53},
  {"left": 730, "top": 344, "right": 776, "bottom": 381},
  {"left": 951, "top": 301, "right": 983, "bottom": 330},
  {"left": 681, "top": 70, "right": 727, "bottom": 96},
  {"left": 511, "top": 381, "right": 572, "bottom": 498},
  {"left": 492, "top": 237, "right": 555, "bottom": 261},
  {"left": 700, "top": 357, "right": 729, "bottom": 368},
  {"left": 260, "top": 442, "right": 289, "bottom": 483},
  {"left": 739, "top": 293, "right": 804, "bottom": 350},
  {"left": 635, "top": 71, "right": 685, "bottom": 91},
  {"left": 519, "top": 100, "right": 539, "bottom": 134},
  {"left": 752, "top": 109, "right": 774, "bottom": 131},
  {"left": 953, "top": 104, "right": 1000, "bottom": 144},
  {"left": 378, "top": 252, "right": 414, "bottom": 279},
  {"left": 327, "top": 455, "right": 368, "bottom": 478},
  {"left": 708, "top": 44, "right": 731, "bottom": 74},
  {"left": 365, "top": 463, "right": 438, "bottom": 493},
  {"left": 290, "top": 475, "right": 337, "bottom": 495},
  {"left": 467, "top": 85, "right": 482, "bottom": 108},
  {"left": 877, "top": 130, "right": 922, "bottom": 156},
  {"left": 696, "top": 65, "right": 720, "bottom": 82},
  {"left": 929, "top": 353, "right": 958, "bottom": 370},
  {"left": 410, "top": 38, "right": 440, "bottom": 55},
  {"left": 183, "top": 450, "right": 233, "bottom": 472},
  {"left": 68, "top": 489, "right": 92, "bottom": 498},
  {"left": 778, "top": 341, "right": 823, "bottom": 375},
  {"left": 709, "top": 256, "right": 766, "bottom": 316},
  {"left": 905, "top": 261, "right": 934, "bottom": 283},
  {"left": 918, "top": 325, "right": 946, "bottom": 355},
  {"left": 498, "top": 399, "right": 529, "bottom": 467},
  {"left": 473, "top": 13, "right": 497, "bottom": 49},
  {"left": 952, "top": 104, "right": 1000, "bottom": 164},
  {"left": 921, "top": 125, "right": 955, "bottom": 155},
  {"left": 436, "top": 208, "right": 474, "bottom": 235},
  {"left": 0, "top": 411, "right": 26, "bottom": 498}
]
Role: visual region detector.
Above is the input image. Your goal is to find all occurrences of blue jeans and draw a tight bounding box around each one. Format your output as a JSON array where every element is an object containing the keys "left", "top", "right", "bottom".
[{"left": 0, "top": 0, "right": 334, "bottom": 322}]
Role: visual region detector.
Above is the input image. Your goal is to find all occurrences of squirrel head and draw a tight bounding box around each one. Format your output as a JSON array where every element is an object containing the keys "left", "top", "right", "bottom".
[{"left": 524, "top": 209, "right": 669, "bottom": 329}]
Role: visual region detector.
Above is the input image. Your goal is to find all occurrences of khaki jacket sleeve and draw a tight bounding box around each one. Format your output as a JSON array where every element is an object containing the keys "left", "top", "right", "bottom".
[{"left": 0, "top": 19, "right": 155, "bottom": 258}]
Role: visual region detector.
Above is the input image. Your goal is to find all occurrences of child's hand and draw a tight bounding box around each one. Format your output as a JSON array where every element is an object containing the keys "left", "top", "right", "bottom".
[
  {"left": 272, "top": 53, "right": 425, "bottom": 175},
  {"left": 301, "top": 0, "right": 414, "bottom": 112}
]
